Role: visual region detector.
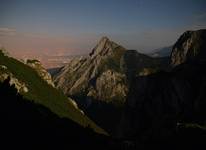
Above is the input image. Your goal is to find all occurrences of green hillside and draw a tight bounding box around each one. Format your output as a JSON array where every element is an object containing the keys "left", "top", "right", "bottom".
[{"left": 0, "top": 50, "right": 106, "bottom": 135}]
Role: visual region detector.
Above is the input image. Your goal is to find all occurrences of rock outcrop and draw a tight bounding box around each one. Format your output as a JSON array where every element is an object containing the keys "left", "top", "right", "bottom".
[
  {"left": 170, "top": 29, "right": 206, "bottom": 66},
  {"left": 26, "top": 59, "right": 55, "bottom": 87},
  {"left": 94, "top": 69, "right": 127, "bottom": 103},
  {"left": 0, "top": 65, "right": 28, "bottom": 93},
  {"left": 0, "top": 48, "right": 10, "bottom": 56}
]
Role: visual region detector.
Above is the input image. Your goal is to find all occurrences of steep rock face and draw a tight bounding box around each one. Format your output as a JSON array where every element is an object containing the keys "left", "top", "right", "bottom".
[
  {"left": 0, "top": 52, "right": 28, "bottom": 93},
  {"left": 171, "top": 29, "right": 206, "bottom": 66},
  {"left": 119, "top": 29, "right": 206, "bottom": 143},
  {"left": 0, "top": 65, "right": 28, "bottom": 93},
  {"left": 94, "top": 69, "right": 127, "bottom": 103},
  {"left": 54, "top": 37, "right": 128, "bottom": 103},
  {"left": 54, "top": 37, "right": 168, "bottom": 104},
  {"left": 26, "top": 59, "right": 55, "bottom": 87}
]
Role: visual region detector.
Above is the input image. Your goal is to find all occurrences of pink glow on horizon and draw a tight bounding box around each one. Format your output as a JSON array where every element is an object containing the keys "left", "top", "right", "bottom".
[{"left": 0, "top": 30, "right": 99, "bottom": 68}]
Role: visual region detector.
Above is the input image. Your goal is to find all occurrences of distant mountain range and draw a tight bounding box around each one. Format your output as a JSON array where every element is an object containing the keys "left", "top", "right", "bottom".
[{"left": 149, "top": 46, "right": 173, "bottom": 57}]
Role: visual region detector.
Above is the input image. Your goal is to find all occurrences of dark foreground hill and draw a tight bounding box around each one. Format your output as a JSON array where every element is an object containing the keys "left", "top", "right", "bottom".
[
  {"left": 0, "top": 50, "right": 105, "bottom": 134},
  {"left": 0, "top": 78, "right": 111, "bottom": 150}
]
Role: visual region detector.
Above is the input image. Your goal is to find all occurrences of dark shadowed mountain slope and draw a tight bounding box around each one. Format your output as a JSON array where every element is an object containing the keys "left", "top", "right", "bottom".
[
  {"left": 0, "top": 79, "right": 111, "bottom": 150},
  {"left": 121, "top": 50, "right": 169, "bottom": 84},
  {"left": 118, "top": 29, "right": 206, "bottom": 149},
  {"left": 47, "top": 66, "right": 63, "bottom": 77}
]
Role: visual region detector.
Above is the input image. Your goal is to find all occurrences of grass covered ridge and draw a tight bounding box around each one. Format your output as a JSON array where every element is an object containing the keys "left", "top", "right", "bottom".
[{"left": 0, "top": 50, "right": 106, "bottom": 135}]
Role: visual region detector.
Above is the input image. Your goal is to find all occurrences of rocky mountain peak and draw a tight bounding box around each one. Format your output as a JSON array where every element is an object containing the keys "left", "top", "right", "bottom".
[
  {"left": 89, "top": 36, "right": 121, "bottom": 58},
  {"left": 170, "top": 29, "right": 206, "bottom": 66},
  {"left": 0, "top": 65, "right": 28, "bottom": 93},
  {"left": 99, "top": 36, "right": 110, "bottom": 42},
  {"left": 54, "top": 36, "right": 127, "bottom": 104}
]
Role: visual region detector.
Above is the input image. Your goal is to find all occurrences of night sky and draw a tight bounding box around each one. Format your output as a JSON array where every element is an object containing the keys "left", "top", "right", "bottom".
[{"left": 0, "top": 0, "right": 206, "bottom": 58}]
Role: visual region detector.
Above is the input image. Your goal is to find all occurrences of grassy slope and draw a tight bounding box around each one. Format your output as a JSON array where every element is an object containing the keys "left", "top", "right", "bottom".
[{"left": 0, "top": 51, "right": 106, "bottom": 134}]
